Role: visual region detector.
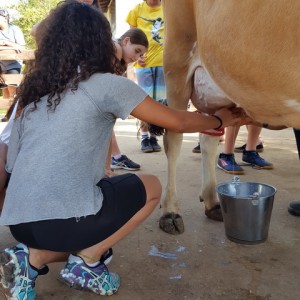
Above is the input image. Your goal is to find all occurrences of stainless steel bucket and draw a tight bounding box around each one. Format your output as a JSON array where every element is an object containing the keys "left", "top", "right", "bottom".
[{"left": 216, "top": 181, "right": 276, "bottom": 244}]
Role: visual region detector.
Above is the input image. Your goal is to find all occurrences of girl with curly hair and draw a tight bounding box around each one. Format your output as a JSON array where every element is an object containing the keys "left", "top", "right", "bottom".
[
  {"left": 0, "top": 2, "right": 245, "bottom": 299},
  {"left": 32, "top": 1, "right": 148, "bottom": 174}
]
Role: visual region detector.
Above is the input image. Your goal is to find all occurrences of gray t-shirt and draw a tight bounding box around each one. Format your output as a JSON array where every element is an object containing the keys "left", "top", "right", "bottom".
[{"left": 0, "top": 73, "right": 147, "bottom": 225}]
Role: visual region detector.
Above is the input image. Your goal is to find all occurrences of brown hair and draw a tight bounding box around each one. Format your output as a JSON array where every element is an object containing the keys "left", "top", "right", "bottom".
[{"left": 115, "top": 28, "right": 148, "bottom": 75}]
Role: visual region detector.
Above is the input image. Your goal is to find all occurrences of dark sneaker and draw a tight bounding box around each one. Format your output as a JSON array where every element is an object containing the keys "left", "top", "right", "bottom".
[
  {"left": 111, "top": 155, "right": 140, "bottom": 171},
  {"left": 59, "top": 255, "right": 120, "bottom": 296},
  {"left": 192, "top": 143, "right": 201, "bottom": 153},
  {"left": 234, "top": 142, "right": 264, "bottom": 153},
  {"left": 0, "top": 243, "right": 49, "bottom": 300},
  {"left": 242, "top": 150, "right": 273, "bottom": 169},
  {"left": 149, "top": 137, "right": 161, "bottom": 152},
  {"left": 100, "top": 248, "right": 113, "bottom": 265},
  {"left": 141, "top": 138, "right": 153, "bottom": 153},
  {"left": 217, "top": 153, "right": 244, "bottom": 175},
  {"left": 288, "top": 201, "right": 300, "bottom": 216}
]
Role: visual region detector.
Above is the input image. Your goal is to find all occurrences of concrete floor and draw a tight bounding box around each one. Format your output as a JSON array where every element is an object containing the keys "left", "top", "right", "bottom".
[{"left": 0, "top": 119, "right": 299, "bottom": 300}]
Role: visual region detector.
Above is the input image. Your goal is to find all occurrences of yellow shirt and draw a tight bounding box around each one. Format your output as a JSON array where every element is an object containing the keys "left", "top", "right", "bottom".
[{"left": 126, "top": 2, "right": 164, "bottom": 68}]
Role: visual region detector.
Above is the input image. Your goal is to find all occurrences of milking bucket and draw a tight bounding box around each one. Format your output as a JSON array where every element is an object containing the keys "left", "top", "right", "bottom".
[{"left": 216, "top": 181, "right": 276, "bottom": 244}]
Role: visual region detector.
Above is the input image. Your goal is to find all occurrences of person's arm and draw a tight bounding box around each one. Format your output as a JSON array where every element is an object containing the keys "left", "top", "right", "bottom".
[
  {"left": 1, "top": 40, "right": 24, "bottom": 49},
  {"left": 104, "top": 136, "right": 114, "bottom": 178},
  {"left": 131, "top": 96, "right": 249, "bottom": 133}
]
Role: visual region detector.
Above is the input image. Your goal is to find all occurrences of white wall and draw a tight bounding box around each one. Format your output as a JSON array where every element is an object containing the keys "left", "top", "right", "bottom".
[{"left": 115, "top": 0, "right": 141, "bottom": 37}]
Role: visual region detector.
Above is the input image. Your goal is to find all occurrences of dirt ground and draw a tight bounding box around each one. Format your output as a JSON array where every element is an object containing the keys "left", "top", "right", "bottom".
[{"left": 0, "top": 119, "right": 299, "bottom": 300}]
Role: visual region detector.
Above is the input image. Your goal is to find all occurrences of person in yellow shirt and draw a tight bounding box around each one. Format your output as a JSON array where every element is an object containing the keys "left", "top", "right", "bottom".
[{"left": 126, "top": 0, "right": 165, "bottom": 153}]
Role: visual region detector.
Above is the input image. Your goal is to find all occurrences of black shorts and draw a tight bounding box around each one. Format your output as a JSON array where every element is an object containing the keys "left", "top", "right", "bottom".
[{"left": 10, "top": 173, "right": 146, "bottom": 252}]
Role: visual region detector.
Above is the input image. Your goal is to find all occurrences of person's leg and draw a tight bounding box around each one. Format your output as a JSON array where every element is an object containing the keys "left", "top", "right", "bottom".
[
  {"left": 217, "top": 125, "right": 244, "bottom": 174},
  {"left": 110, "top": 131, "right": 141, "bottom": 171},
  {"left": 245, "top": 125, "right": 262, "bottom": 150},
  {"left": 148, "top": 67, "right": 165, "bottom": 152},
  {"left": 0, "top": 141, "right": 8, "bottom": 212},
  {"left": 135, "top": 68, "right": 154, "bottom": 153},
  {"left": 294, "top": 128, "right": 300, "bottom": 159},
  {"left": 77, "top": 173, "right": 161, "bottom": 260},
  {"left": 288, "top": 128, "right": 300, "bottom": 216},
  {"left": 192, "top": 133, "right": 201, "bottom": 153},
  {"left": 234, "top": 125, "right": 264, "bottom": 152},
  {"left": 111, "top": 130, "right": 121, "bottom": 157},
  {"left": 223, "top": 126, "right": 239, "bottom": 154},
  {"left": 58, "top": 173, "right": 161, "bottom": 295},
  {"left": 242, "top": 125, "right": 273, "bottom": 169},
  {"left": 1, "top": 173, "right": 161, "bottom": 297}
]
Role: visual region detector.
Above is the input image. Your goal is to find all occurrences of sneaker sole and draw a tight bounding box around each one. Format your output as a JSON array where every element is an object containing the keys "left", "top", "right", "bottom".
[
  {"left": 58, "top": 276, "right": 114, "bottom": 296},
  {"left": 0, "top": 252, "right": 15, "bottom": 299},
  {"left": 192, "top": 149, "right": 201, "bottom": 153},
  {"left": 141, "top": 149, "right": 154, "bottom": 153},
  {"left": 110, "top": 165, "right": 140, "bottom": 171},
  {"left": 240, "top": 162, "right": 273, "bottom": 169},
  {"left": 152, "top": 148, "right": 161, "bottom": 152},
  {"left": 58, "top": 273, "right": 117, "bottom": 296},
  {"left": 217, "top": 164, "right": 244, "bottom": 175}
]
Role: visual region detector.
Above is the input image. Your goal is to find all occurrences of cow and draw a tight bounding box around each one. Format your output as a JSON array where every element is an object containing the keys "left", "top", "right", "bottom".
[{"left": 159, "top": 0, "right": 300, "bottom": 234}]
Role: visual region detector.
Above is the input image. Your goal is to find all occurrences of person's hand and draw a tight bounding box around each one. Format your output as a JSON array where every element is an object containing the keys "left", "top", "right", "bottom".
[
  {"left": 137, "top": 56, "right": 147, "bottom": 67},
  {"left": 213, "top": 107, "right": 252, "bottom": 128}
]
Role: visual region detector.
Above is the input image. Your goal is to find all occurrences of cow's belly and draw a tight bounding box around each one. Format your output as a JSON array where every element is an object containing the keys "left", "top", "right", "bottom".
[{"left": 190, "top": 66, "right": 233, "bottom": 114}]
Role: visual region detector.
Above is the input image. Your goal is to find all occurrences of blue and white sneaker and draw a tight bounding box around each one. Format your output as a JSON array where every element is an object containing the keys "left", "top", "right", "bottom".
[
  {"left": 217, "top": 153, "right": 244, "bottom": 175},
  {"left": 0, "top": 243, "right": 49, "bottom": 300},
  {"left": 59, "top": 254, "right": 120, "bottom": 296},
  {"left": 111, "top": 155, "right": 141, "bottom": 171},
  {"left": 242, "top": 150, "right": 273, "bottom": 169}
]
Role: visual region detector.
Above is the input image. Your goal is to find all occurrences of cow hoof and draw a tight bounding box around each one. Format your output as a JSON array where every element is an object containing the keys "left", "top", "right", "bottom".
[
  {"left": 159, "top": 213, "right": 184, "bottom": 234},
  {"left": 205, "top": 204, "right": 223, "bottom": 222}
]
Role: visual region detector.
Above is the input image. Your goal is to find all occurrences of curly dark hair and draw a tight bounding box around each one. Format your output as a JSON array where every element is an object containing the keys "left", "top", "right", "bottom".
[{"left": 17, "top": 1, "right": 117, "bottom": 112}]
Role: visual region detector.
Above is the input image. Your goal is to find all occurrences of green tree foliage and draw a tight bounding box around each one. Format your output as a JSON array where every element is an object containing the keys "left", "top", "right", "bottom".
[{"left": 11, "top": 0, "right": 61, "bottom": 49}]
